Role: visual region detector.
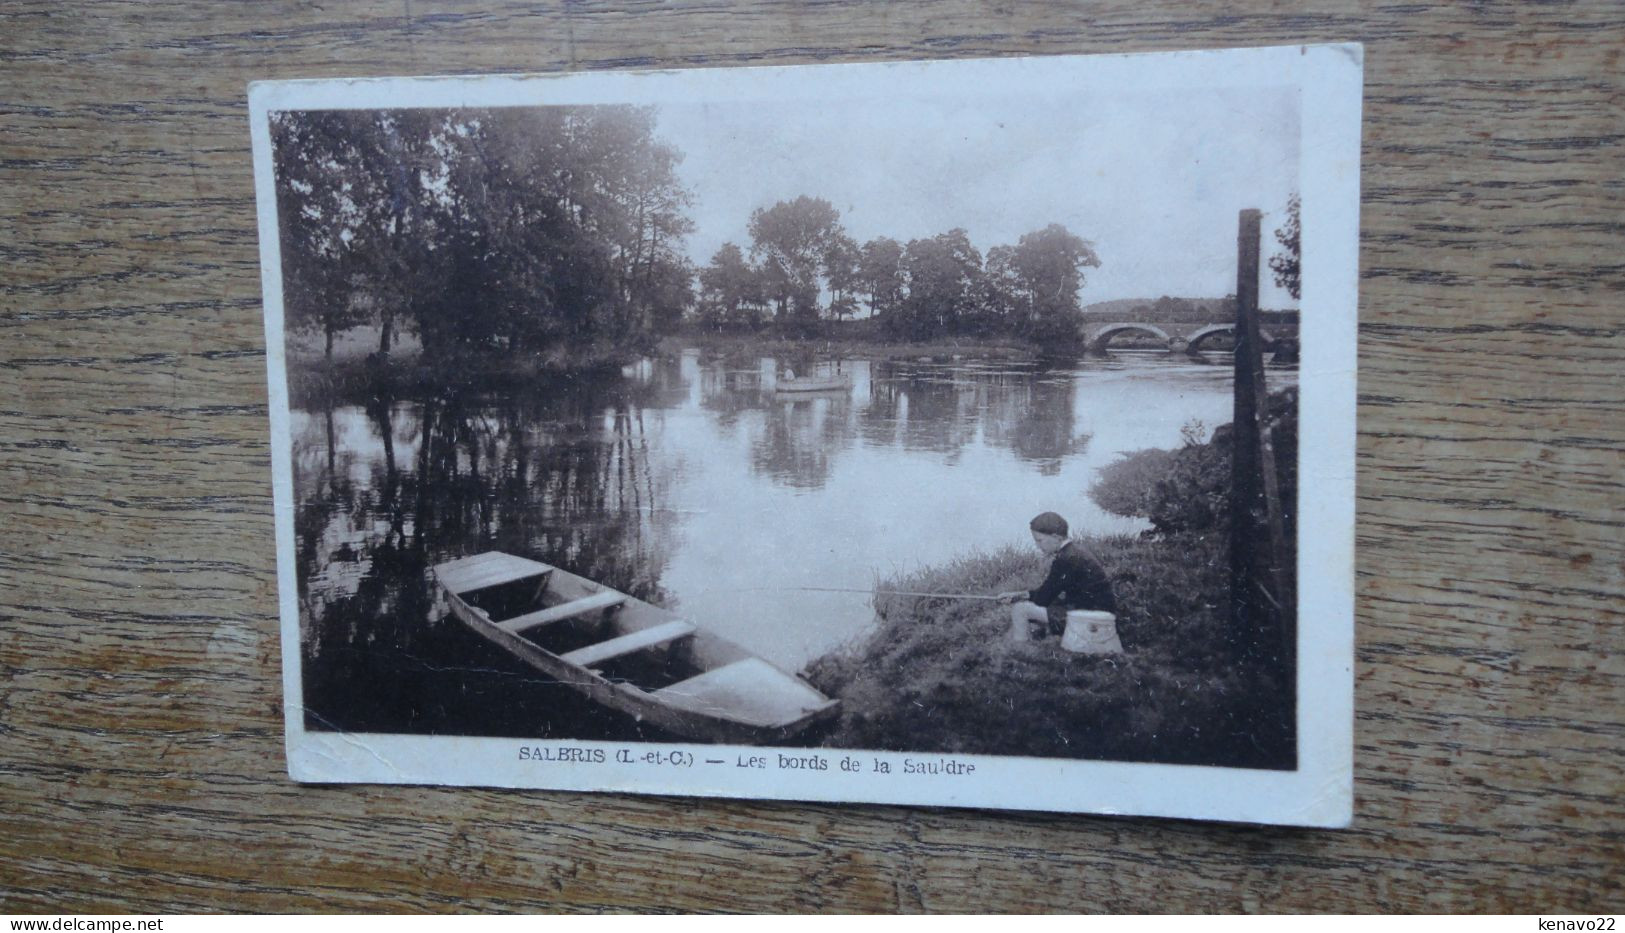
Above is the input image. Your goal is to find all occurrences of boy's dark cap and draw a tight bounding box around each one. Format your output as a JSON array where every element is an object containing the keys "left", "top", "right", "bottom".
[{"left": 1029, "top": 511, "right": 1068, "bottom": 536}]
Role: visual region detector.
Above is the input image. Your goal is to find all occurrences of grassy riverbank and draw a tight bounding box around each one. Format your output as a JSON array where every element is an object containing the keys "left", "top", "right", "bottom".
[
  {"left": 284, "top": 326, "right": 650, "bottom": 405},
  {"left": 803, "top": 531, "right": 1294, "bottom": 769}
]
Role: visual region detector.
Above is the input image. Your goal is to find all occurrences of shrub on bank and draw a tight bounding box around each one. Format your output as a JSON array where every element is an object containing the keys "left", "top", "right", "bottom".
[{"left": 1088, "top": 387, "right": 1297, "bottom": 538}]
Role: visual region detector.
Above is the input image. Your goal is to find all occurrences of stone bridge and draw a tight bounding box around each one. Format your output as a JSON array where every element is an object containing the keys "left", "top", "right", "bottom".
[{"left": 1083, "top": 320, "right": 1300, "bottom": 358}]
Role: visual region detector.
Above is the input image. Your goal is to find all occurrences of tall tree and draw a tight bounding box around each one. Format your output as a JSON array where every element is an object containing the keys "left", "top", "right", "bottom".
[
  {"left": 857, "top": 236, "right": 906, "bottom": 320},
  {"left": 1269, "top": 193, "right": 1301, "bottom": 302},
  {"left": 589, "top": 109, "right": 696, "bottom": 335},
  {"left": 823, "top": 233, "right": 861, "bottom": 322},
  {"left": 981, "top": 244, "right": 1024, "bottom": 334},
  {"left": 348, "top": 110, "right": 443, "bottom": 357},
  {"left": 697, "top": 243, "right": 763, "bottom": 330},
  {"left": 269, "top": 111, "right": 378, "bottom": 362},
  {"left": 747, "top": 196, "right": 847, "bottom": 330},
  {"left": 895, "top": 228, "right": 985, "bottom": 340},
  {"left": 1008, "top": 223, "right": 1100, "bottom": 343}
]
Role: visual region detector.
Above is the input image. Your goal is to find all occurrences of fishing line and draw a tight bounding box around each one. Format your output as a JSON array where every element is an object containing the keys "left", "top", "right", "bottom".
[{"left": 734, "top": 585, "right": 1003, "bottom": 601}]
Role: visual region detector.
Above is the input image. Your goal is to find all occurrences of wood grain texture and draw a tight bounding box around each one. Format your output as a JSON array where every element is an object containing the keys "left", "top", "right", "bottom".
[{"left": 2, "top": 0, "right": 1621, "bottom": 913}]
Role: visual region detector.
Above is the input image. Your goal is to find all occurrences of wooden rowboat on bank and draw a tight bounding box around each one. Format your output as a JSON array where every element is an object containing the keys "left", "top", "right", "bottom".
[
  {"left": 773, "top": 373, "right": 853, "bottom": 394},
  {"left": 432, "top": 552, "right": 840, "bottom": 744}
]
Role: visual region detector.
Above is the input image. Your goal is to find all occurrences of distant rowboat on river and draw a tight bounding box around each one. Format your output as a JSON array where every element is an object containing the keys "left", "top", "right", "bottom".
[
  {"left": 773, "top": 373, "right": 853, "bottom": 394},
  {"left": 433, "top": 552, "right": 840, "bottom": 743}
]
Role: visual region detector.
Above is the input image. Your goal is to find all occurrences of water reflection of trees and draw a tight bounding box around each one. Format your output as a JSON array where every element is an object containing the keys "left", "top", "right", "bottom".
[
  {"left": 977, "top": 375, "right": 1091, "bottom": 475},
  {"left": 292, "top": 372, "right": 681, "bottom": 737},
  {"left": 682, "top": 355, "right": 1093, "bottom": 488},
  {"left": 859, "top": 362, "right": 1088, "bottom": 474},
  {"left": 750, "top": 396, "right": 851, "bottom": 488},
  {"left": 697, "top": 364, "right": 772, "bottom": 429}
]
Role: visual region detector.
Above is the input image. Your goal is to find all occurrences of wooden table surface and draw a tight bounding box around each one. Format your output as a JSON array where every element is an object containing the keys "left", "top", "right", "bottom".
[{"left": 3, "top": 1, "right": 1621, "bottom": 914}]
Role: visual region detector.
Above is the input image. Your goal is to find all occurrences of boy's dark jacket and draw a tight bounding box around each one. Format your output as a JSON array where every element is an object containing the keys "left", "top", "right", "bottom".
[{"left": 1028, "top": 541, "right": 1116, "bottom": 614}]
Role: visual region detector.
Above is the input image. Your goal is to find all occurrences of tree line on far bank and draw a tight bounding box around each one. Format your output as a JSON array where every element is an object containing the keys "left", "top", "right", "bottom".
[
  {"left": 697, "top": 195, "right": 1301, "bottom": 345},
  {"left": 697, "top": 196, "right": 1102, "bottom": 345}
]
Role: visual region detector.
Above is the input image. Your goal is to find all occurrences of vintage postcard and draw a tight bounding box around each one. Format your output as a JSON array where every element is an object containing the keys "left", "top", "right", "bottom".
[{"left": 249, "top": 44, "right": 1361, "bottom": 826}]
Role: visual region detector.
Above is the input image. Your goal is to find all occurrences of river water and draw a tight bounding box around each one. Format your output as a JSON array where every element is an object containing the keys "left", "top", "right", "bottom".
[{"left": 291, "top": 347, "right": 1294, "bottom": 737}]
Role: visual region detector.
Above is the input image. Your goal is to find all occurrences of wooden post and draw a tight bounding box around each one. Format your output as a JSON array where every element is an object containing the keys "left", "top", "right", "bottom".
[{"left": 1230, "top": 209, "right": 1291, "bottom": 666}]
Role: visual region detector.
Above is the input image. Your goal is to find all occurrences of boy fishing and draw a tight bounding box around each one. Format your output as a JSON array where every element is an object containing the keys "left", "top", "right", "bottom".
[{"left": 997, "top": 511, "right": 1117, "bottom": 642}]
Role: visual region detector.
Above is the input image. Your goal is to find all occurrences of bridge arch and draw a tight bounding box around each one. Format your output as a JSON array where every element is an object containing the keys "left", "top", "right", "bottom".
[
  {"left": 1184, "top": 324, "right": 1235, "bottom": 352},
  {"left": 1182, "top": 323, "right": 1277, "bottom": 353},
  {"left": 1087, "top": 322, "right": 1173, "bottom": 353}
]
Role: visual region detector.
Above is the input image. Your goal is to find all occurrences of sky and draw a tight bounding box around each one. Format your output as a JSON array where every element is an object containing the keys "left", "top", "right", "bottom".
[{"left": 654, "top": 84, "right": 1300, "bottom": 307}]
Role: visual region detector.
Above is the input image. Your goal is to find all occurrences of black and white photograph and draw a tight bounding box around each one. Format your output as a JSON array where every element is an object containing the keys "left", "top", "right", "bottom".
[{"left": 252, "top": 45, "right": 1360, "bottom": 824}]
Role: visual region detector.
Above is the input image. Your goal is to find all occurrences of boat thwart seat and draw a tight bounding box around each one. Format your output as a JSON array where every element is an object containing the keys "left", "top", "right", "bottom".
[
  {"left": 496, "top": 590, "right": 627, "bottom": 634},
  {"left": 435, "top": 552, "right": 554, "bottom": 596},
  {"left": 561, "top": 620, "right": 697, "bottom": 669}
]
